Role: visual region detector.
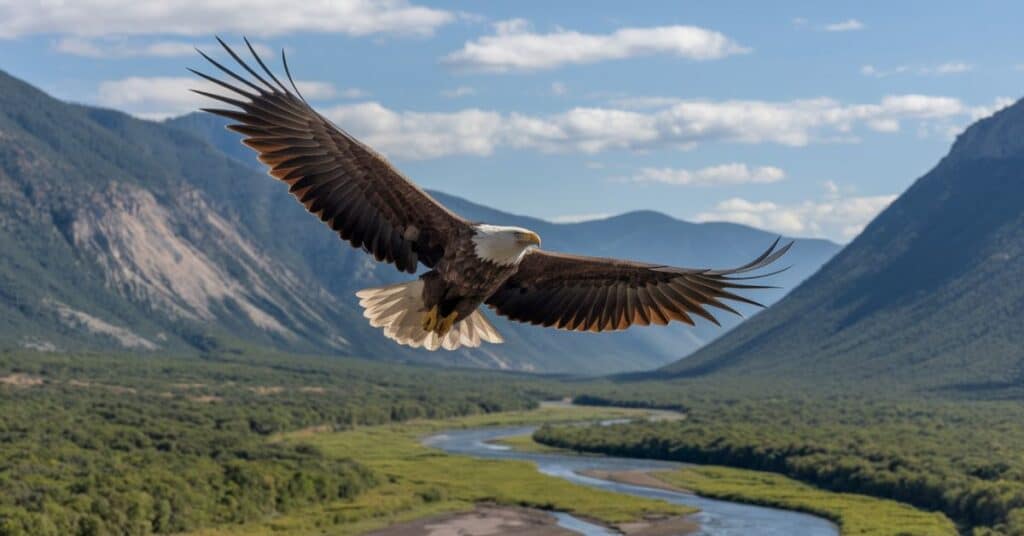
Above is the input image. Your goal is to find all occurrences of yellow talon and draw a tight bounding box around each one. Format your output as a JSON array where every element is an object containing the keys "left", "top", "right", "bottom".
[
  {"left": 438, "top": 312, "right": 458, "bottom": 336},
  {"left": 422, "top": 306, "right": 439, "bottom": 332}
]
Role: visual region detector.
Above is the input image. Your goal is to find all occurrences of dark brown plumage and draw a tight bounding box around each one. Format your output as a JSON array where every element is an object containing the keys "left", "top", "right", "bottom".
[
  {"left": 191, "top": 37, "right": 467, "bottom": 274},
  {"left": 191, "top": 38, "right": 792, "bottom": 351},
  {"left": 486, "top": 243, "right": 790, "bottom": 332}
]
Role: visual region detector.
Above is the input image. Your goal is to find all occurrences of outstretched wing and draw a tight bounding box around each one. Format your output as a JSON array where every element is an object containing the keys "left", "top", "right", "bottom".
[
  {"left": 485, "top": 240, "right": 791, "bottom": 332},
  {"left": 191, "top": 38, "right": 469, "bottom": 273}
]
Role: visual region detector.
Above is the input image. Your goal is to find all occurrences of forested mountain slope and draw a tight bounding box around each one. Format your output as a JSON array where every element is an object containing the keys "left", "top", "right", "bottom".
[{"left": 662, "top": 97, "right": 1024, "bottom": 392}]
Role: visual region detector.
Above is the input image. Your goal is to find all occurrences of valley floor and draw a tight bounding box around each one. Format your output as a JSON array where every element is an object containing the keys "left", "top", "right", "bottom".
[
  {"left": 186, "top": 405, "right": 952, "bottom": 536},
  {"left": 183, "top": 406, "right": 697, "bottom": 536},
  {"left": 0, "top": 352, "right": 983, "bottom": 536}
]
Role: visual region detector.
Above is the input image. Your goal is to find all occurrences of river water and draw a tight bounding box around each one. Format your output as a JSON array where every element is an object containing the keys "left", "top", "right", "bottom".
[{"left": 424, "top": 426, "right": 838, "bottom": 536}]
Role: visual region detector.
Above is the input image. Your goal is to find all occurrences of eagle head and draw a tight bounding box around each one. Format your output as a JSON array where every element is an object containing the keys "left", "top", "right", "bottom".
[{"left": 471, "top": 224, "right": 541, "bottom": 266}]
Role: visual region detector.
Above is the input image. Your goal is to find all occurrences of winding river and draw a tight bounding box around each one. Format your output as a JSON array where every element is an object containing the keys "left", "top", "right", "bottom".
[{"left": 424, "top": 426, "right": 838, "bottom": 536}]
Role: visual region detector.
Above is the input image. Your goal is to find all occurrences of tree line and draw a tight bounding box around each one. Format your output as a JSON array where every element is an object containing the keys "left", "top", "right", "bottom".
[
  {"left": 0, "top": 351, "right": 547, "bottom": 535},
  {"left": 539, "top": 389, "right": 1024, "bottom": 535}
]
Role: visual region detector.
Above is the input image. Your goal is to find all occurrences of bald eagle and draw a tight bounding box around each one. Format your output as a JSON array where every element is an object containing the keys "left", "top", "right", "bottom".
[{"left": 191, "top": 39, "right": 791, "bottom": 351}]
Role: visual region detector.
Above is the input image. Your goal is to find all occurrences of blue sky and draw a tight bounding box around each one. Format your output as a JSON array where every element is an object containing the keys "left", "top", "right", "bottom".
[{"left": 1, "top": 0, "right": 1021, "bottom": 242}]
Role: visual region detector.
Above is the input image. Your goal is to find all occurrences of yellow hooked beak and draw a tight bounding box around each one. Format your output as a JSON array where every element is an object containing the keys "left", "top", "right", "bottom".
[{"left": 515, "top": 231, "right": 542, "bottom": 247}]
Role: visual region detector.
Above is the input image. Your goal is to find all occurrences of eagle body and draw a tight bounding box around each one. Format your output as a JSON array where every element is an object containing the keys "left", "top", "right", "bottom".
[
  {"left": 358, "top": 224, "right": 538, "bottom": 350},
  {"left": 192, "top": 38, "right": 791, "bottom": 353},
  {"left": 426, "top": 239, "right": 520, "bottom": 321}
]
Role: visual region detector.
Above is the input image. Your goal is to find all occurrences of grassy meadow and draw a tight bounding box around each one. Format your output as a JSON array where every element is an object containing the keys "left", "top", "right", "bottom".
[
  {"left": 185, "top": 406, "right": 695, "bottom": 536},
  {"left": 501, "top": 432, "right": 957, "bottom": 535}
]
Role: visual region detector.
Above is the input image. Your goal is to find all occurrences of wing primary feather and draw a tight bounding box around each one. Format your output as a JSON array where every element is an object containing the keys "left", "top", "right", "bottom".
[
  {"left": 201, "top": 108, "right": 272, "bottom": 126},
  {"left": 648, "top": 286, "right": 691, "bottom": 325},
  {"left": 638, "top": 286, "right": 668, "bottom": 325},
  {"left": 739, "top": 241, "right": 793, "bottom": 273},
  {"left": 661, "top": 284, "right": 719, "bottom": 325},
  {"left": 303, "top": 179, "right": 345, "bottom": 210},
  {"left": 566, "top": 286, "right": 596, "bottom": 331},
  {"left": 187, "top": 68, "right": 255, "bottom": 98},
  {"left": 587, "top": 285, "right": 611, "bottom": 332},
  {"left": 281, "top": 49, "right": 308, "bottom": 104},
  {"left": 631, "top": 289, "right": 651, "bottom": 326},
  {"left": 244, "top": 37, "right": 291, "bottom": 94},
  {"left": 190, "top": 89, "right": 247, "bottom": 110},
  {"left": 717, "top": 239, "right": 793, "bottom": 275},
  {"left": 702, "top": 238, "right": 780, "bottom": 276},
  {"left": 706, "top": 278, "right": 777, "bottom": 290},
  {"left": 539, "top": 287, "right": 571, "bottom": 329},
  {"left": 689, "top": 278, "right": 765, "bottom": 308},
  {"left": 226, "top": 124, "right": 266, "bottom": 136},
  {"left": 556, "top": 289, "right": 584, "bottom": 328},
  {"left": 280, "top": 162, "right": 342, "bottom": 183},
  {"left": 195, "top": 48, "right": 265, "bottom": 95},
  {"left": 539, "top": 290, "right": 571, "bottom": 327},
  {"left": 621, "top": 286, "right": 635, "bottom": 328},
  {"left": 613, "top": 284, "right": 630, "bottom": 330},
  {"left": 671, "top": 282, "right": 738, "bottom": 318},
  {"left": 216, "top": 36, "right": 278, "bottom": 94},
  {"left": 602, "top": 284, "right": 621, "bottom": 331},
  {"left": 725, "top": 266, "right": 791, "bottom": 280}
]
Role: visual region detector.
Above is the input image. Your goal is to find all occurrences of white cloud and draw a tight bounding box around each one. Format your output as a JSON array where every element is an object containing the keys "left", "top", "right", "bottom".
[
  {"left": 791, "top": 17, "right": 808, "bottom": 27},
  {"left": 442, "top": 20, "right": 748, "bottom": 72},
  {"left": 968, "top": 96, "right": 1015, "bottom": 121},
  {"left": 339, "top": 88, "right": 369, "bottom": 99},
  {"left": 867, "top": 118, "right": 900, "bottom": 132},
  {"left": 912, "top": 96, "right": 1017, "bottom": 141},
  {"left": 97, "top": 76, "right": 337, "bottom": 120},
  {"left": 861, "top": 62, "right": 973, "bottom": 78},
  {"left": 694, "top": 193, "right": 897, "bottom": 242},
  {"left": 550, "top": 81, "right": 568, "bottom": 96},
  {"left": 823, "top": 19, "right": 865, "bottom": 32},
  {"left": 878, "top": 95, "right": 963, "bottom": 118},
  {"left": 0, "top": 0, "right": 453, "bottom": 38},
  {"left": 322, "top": 102, "right": 507, "bottom": 159},
  {"left": 929, "top": 62, "right": 973, "bottom": 75},
  {"left": 549, "top": 213, "right": 613, "bottom": 224},
  {"left": 441, "top": 86, "right": 476, "bottom": 98},
  {"left": 626, "top": 164, "right": 785, "bottom": 186},
  {"left": 860, "top": 64, "right": 909, "bottom": 78},
  {"left": 97, "top": 82, "right": 988, "bottom": 156},
  {"left": 54, "top": 36, "right": 272, "bottom": 58},
  {"left": 311, "top": 93, "right": 978, "bottom": 159}
]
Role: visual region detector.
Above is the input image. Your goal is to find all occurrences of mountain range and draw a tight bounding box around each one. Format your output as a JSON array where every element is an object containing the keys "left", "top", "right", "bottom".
[
  {"left": 0, "top": 70, "right": 838, "bottom": 374},
  {"left": 662, "top": 96, "right": 1024, "bottom": 393}
]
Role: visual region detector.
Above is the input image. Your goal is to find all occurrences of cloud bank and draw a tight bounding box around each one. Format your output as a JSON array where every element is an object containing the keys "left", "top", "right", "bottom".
[
  {"left": 694, "top": 194, "right": 897, "bottom": 242},
  {"left": 626, "top": 164, "right": 785, "bottom": 186},
  {"left": 0, "top": 0, "right": 453, "bottom": 38},
  {"left": 99, "top": 75, "right": 992, "bottom": 159},
  {"left": 443, "top": 20, "right": 748, "bottom": 72}
]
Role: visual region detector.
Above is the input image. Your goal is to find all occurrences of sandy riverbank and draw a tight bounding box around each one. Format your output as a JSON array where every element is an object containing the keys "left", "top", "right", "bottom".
[
  {"left": 365, "top": 503, "right": 697, "bottom": 535},
  {"left": 365, "top": 505, "right": 576, "bottom": 535},
  {"left": 578, "top": 469, "right": 691, "bottom": 494}
]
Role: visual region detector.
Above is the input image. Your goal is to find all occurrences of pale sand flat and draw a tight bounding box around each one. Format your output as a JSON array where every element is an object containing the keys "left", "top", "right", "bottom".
[{"left": 366, "top": 505, "right": 577, "bottom": 536}]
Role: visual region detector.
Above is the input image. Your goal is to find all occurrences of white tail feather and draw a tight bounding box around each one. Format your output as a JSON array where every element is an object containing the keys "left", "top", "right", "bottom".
[{"left": 356, "top": 281, "right": 503, "bottom": 351}]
